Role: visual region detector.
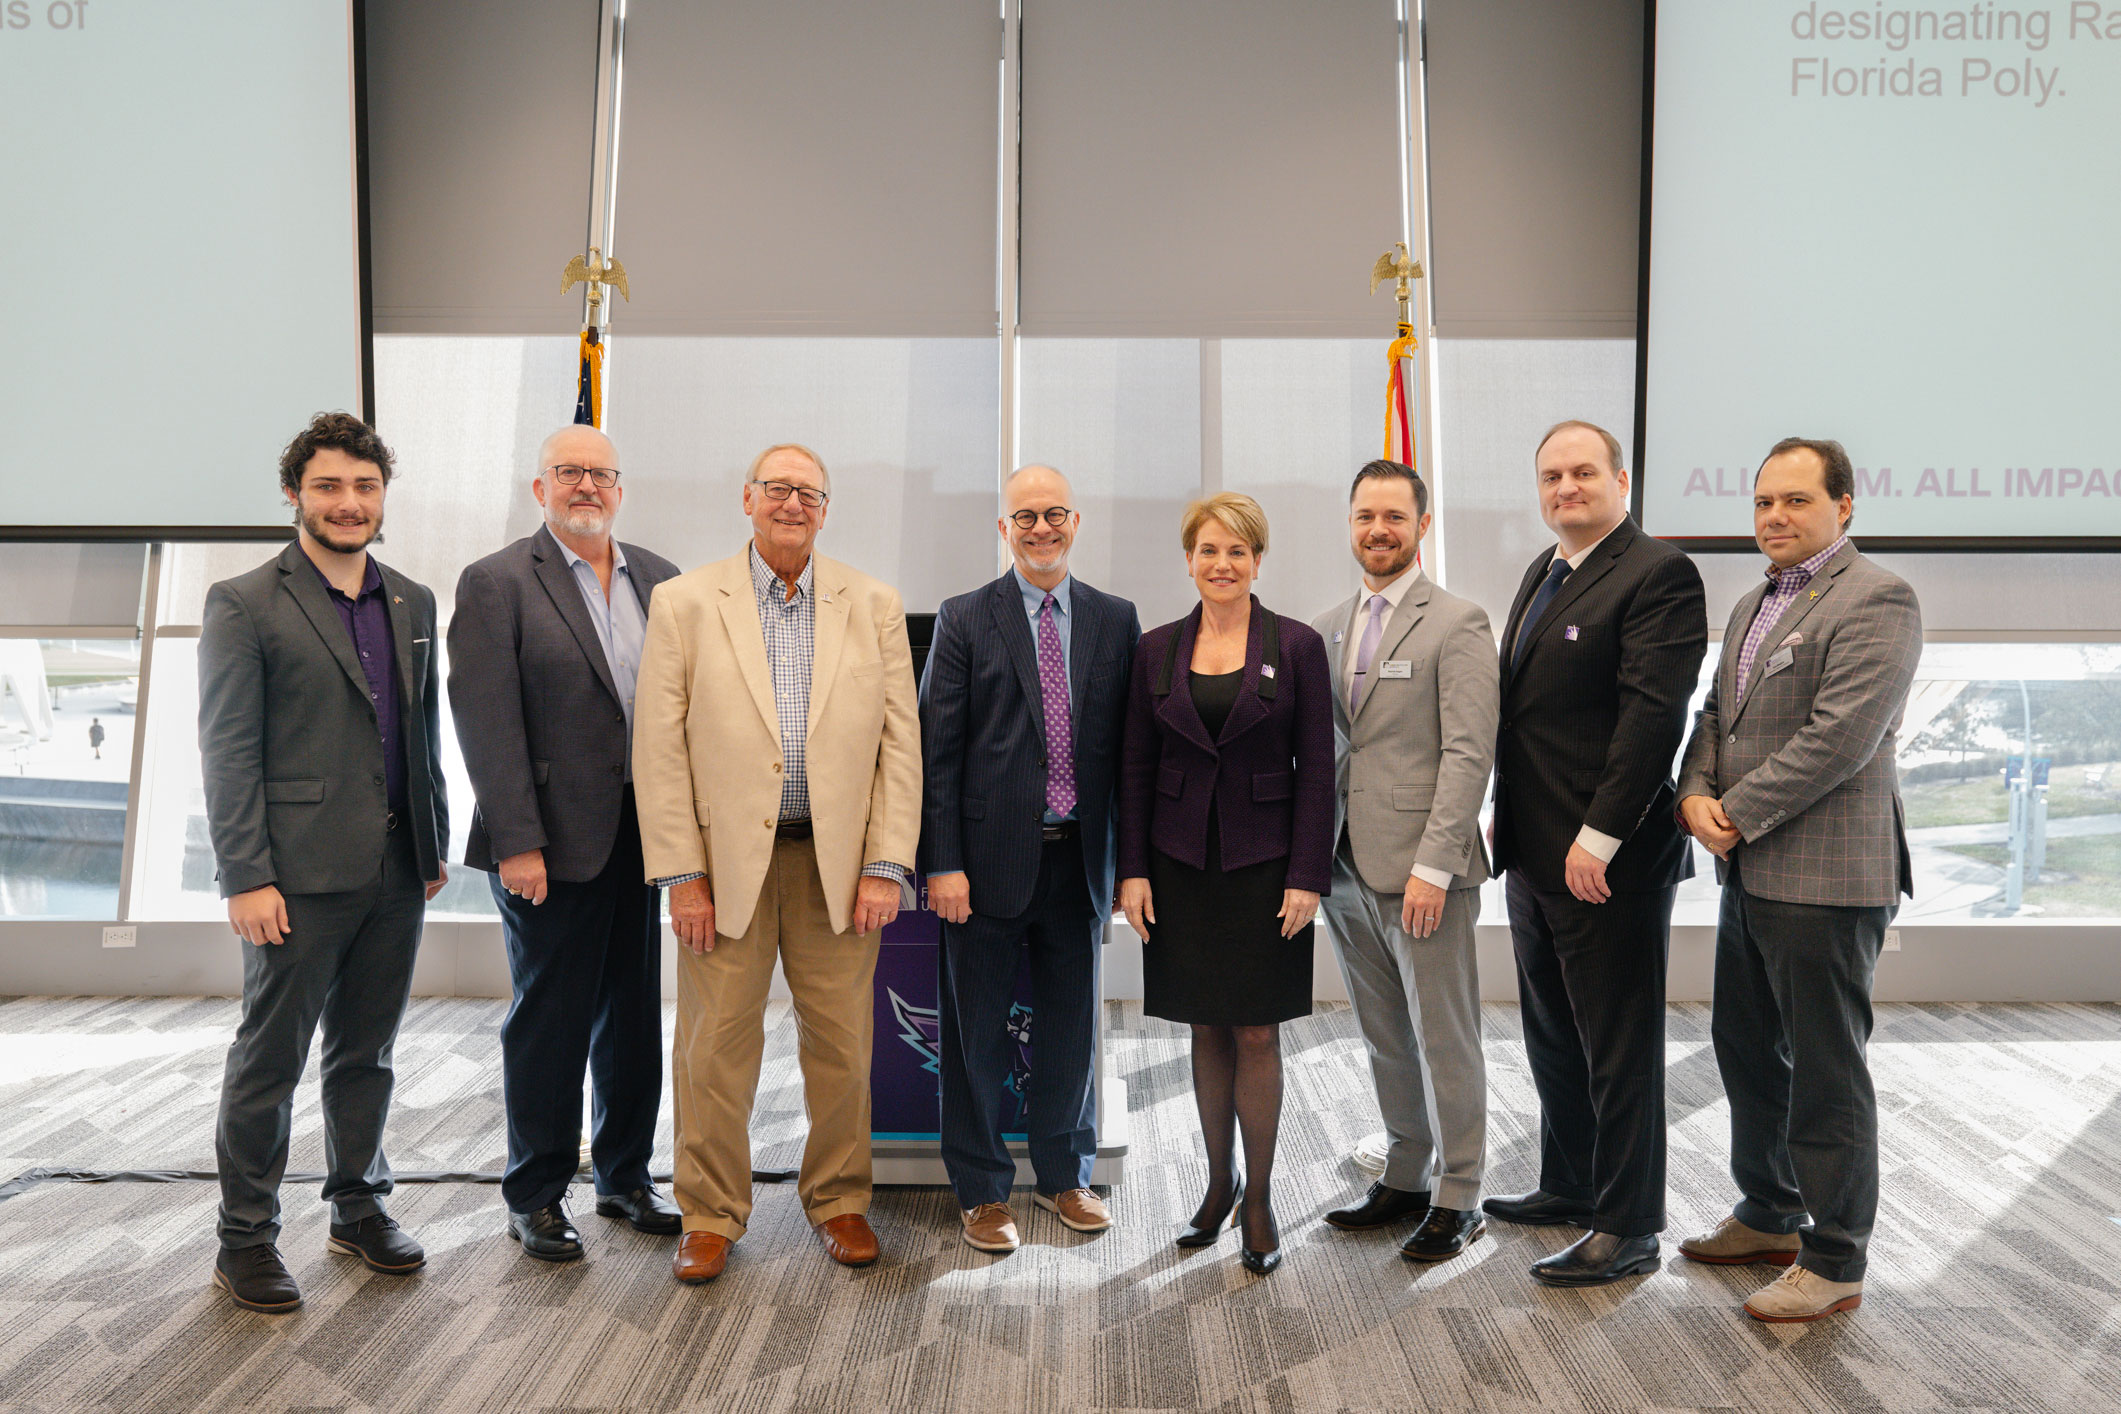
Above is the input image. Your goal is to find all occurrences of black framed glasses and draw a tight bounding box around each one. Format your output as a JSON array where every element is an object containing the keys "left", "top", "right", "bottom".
[
  {"left": 1008, "top": 506, "right": 1075, "bottom": 529},
  {"left": 753, "top": 479, "right": 829, "bottom": 508},
  {"left": 547, "top": 464, "right": 621, "bottom": 488}
]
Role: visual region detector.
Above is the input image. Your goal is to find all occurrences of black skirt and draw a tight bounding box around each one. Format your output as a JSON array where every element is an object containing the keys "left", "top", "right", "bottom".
[{"left": 1141, "top": 811, "right": 1315, "bottom": 1027}]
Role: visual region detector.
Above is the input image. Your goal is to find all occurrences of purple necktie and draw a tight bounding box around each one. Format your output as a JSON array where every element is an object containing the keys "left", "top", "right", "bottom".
[
  {"left": 1037, "top": 594, "right": 1076, "bottom": 816},
  {"left": 1350, "top": 593, "right": 1389, "bottom": 712}
]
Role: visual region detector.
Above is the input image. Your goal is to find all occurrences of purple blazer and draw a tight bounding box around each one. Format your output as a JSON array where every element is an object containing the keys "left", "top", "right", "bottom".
[{"left": 1116, "top": 597, "right": 1336, "bottom": 895}]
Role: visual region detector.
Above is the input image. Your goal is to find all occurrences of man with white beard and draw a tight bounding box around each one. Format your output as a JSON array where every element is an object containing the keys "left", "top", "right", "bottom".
[{"left": 448, "top": 424, "right": 684, "bottom": 1261}]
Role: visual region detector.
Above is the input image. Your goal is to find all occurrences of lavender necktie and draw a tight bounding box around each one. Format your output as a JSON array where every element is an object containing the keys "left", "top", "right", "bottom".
[
  {"left": 1037, "top": 594, "right": 1076, "bottom": 816},
  {"left": 1350, "top": 593, "right": 1389, "bottom": 712}
]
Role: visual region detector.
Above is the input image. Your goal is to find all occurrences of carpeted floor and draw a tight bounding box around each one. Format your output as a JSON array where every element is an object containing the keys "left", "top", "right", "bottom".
[{"left": 1, "top": 994, "right": 2118, "bottom": 1413}]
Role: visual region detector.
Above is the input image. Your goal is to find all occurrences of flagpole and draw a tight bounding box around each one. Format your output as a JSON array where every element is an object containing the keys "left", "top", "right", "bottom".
[
  {"left": 573, "top": 0, "right": 628, "bottom": 430},
  {"left": 1397, "top": 0, "right": 1445, "bottom": 586}
]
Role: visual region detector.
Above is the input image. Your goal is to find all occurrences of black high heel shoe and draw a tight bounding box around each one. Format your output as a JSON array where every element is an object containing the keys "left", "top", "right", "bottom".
[
  {"left": 1175, "top": 1177, "right": 1244, "bottom": 1248},
  {"left": 1238, "top": 1200, "right": 1281, "bottom": 1275}
]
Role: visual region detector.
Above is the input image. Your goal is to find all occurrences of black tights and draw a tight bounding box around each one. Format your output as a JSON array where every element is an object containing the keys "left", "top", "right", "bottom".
[{"left": 1188, "top": 1022, "right": 1282, "bottom": 1252}]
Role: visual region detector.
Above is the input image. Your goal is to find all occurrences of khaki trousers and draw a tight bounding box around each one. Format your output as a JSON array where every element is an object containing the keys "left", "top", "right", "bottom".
[{"left": 673, "top": 835, "right": 879, "bottom": 1240}]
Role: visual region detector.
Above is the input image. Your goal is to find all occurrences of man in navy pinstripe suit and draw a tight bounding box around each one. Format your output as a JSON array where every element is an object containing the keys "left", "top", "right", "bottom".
[{"left": 919, "top": 465, "right": 1141, "bottom": 1254}]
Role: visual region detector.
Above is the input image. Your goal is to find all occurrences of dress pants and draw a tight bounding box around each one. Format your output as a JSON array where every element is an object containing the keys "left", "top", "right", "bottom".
[
  {"left": 672, "top": 834, "right": 878, "bottom": 1241},
  {"left": 216, "top": 827, "right": 425, "bottom": 1249},
  {"left": 1713, "top": 858, "right": 1891, "bottom": 1282},
  {"left": 1321, "top": 837, "right": 1486, "bottom": 1210},
  {"left": 492, "top": 786, "right": 661, "bottom": 1215},
  {"left": 937, "top": 832, "right": 1100, "bottom": 1210},
  {"left": 1505, "top": 872, "right": 1674, "bottom": 1237}
]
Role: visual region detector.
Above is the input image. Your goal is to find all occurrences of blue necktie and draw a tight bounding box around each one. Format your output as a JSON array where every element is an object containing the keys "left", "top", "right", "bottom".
[{"left": 1511, "top": 558, "right": 1573, "bottom": 673}]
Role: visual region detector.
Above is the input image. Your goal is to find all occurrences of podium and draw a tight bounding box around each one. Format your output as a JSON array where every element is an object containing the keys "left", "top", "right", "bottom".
[{"left": 868, "top": 902, "right": 1129, "bottom": 1186}]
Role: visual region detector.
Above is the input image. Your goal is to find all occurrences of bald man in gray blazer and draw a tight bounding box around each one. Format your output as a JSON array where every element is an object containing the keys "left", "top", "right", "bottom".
[
  {"left": 1677, "top": 437, "right": 1921, "bottom": 1324},
  {"left": 1313, "top": 461, "right": 1499, "bottom": 1262}
]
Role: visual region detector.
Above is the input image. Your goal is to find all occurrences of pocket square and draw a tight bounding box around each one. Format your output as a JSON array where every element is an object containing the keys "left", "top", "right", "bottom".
[{"left": 1781, "top": 631, "right": 1803, "bottom": 647}]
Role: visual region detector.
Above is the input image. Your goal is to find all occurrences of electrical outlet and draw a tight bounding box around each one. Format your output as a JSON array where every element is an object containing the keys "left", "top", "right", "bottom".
[
  {"left": 103, "top": 926, "right": 137, "bottom": 949},
  {"left": 1883, "top": 928, "right": 1901, "bottom": 952}
]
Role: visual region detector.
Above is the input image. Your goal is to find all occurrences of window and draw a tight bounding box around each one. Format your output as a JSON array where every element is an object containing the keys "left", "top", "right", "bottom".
[{"left": 0, "top": 638, "right": 139, "bottom": 918}]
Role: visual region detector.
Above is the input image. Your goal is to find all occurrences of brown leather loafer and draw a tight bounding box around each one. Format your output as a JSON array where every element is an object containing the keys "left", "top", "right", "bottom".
[
  {"left": 672, "top": 1231, "right": 730, "bottom": 1284},
  {"left": 815, "top": 1213, "right": 880, "bottom": 1267}
]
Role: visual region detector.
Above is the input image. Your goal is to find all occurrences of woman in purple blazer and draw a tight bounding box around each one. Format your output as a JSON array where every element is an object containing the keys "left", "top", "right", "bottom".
[{"left": 1116, "top": 493, "right": 1336, "bottom": 1274}]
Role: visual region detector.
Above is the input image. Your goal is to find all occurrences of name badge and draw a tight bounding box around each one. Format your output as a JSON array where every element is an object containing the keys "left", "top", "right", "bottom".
[
  {"left": 1762, "top": 645, "right": 1796, "bottom": 677},
  {"left": 1378, "top": 660, "right": 1413, "bottom": 679}
]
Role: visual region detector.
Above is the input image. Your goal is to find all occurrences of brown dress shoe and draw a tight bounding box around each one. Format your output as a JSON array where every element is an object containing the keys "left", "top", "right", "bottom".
[
  {"left": 672, "top": 1231, "right": 730, "bottom": 1284},
  {"left": 815, "top": 1213, "right": 880, "bottom": 1267}
]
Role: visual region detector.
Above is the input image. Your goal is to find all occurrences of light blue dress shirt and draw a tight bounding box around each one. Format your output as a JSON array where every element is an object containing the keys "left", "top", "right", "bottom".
[
  {"left": 553, "top": 535, "right": 647, "bottom": 778},
  {"left": 1015, "top": 567, "right": 1076, "bottom": 825}
]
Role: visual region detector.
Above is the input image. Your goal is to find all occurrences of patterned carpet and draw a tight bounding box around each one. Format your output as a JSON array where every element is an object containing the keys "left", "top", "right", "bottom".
[{"left": 1, "top": 994, "right": 2118, "bottom": 1413}]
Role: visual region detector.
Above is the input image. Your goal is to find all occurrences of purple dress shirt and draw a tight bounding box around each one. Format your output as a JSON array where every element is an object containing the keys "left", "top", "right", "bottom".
[{"left": 313, "top": 557, "right": 407, "bottom": 817}]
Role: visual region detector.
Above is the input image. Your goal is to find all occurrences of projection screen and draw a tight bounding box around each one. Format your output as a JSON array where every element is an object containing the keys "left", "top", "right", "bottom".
[
  {"left": 1636, "top": 0, "right": 2121, "bottom": 547},
  {"left": 0, "top": 0, "right": 364, "bottom": 540}
]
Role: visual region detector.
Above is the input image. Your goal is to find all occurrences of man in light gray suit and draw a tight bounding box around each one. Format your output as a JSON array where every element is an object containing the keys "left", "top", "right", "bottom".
[
  {"left": 449, "top": 424, "right": 683, "bottom": 1262},
  {"left": 1676, "top": 436, "right": 1921, "bottom": 1324},
  {"left": 199, "top": 412, "right": 449, "bottom": 1312},
  {"left": 1313, "top": 460, "right": 1500, "bottom": 1261}
]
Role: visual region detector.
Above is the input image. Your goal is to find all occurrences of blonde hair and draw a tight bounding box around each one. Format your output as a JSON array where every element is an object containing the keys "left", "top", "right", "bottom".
[
  {"left": 1180, "top": 492, "right": 1269, "bottom": 556},
  {"left": 747, "top": 442, "right": 831, "bottom": 493}
]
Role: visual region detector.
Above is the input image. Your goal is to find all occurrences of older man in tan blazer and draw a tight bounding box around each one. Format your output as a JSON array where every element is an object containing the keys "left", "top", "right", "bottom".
[{"left": 633, "top": 443, "right": 921, "bottom": 1284}]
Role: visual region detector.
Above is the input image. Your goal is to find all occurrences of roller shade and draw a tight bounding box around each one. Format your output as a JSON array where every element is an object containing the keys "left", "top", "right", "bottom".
[
  {"left": 615, "top": 0, "right": 999, "bottom": 336},
  {"left": 1424, "top": 0, "right": 1645, "bottom": 338},
  {"left": 365, "top": 0, "right": 599, "bottom": 335},
  {"left": 1020, "top": 0, "right": 1405, "bottom": 338}
]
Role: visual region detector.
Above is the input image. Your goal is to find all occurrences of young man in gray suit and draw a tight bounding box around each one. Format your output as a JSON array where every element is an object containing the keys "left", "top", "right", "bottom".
[
  {"left": 1677, "top": 437, "right": 1922, "bottom": 1323},
  {"left": 1313, "top": 460, "right": 1500, "bottom": 1261},
  {"left": 198, "top": 413, "right": 450, "bottom": 1312},
  {"left": 448, "top": 424, "right": 682, "bottom": 1262}
]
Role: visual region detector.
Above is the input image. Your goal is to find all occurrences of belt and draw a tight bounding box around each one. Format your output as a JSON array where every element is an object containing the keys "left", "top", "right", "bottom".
[
  {"left": 1041, "top": 820, "right": 1079, "bottom": 843},
  {"left": 776, "top": 819, "right": 813, "bottom": 840}
]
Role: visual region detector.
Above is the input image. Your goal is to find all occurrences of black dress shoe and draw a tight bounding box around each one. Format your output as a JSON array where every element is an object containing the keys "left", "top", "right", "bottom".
[
  {"left": 508, "top": 1201, "right": 585, "bottom": 1262},
  {"left": 595, "top": 1184, "right": 682, "bottom": 1235},
  {"left": 1175, "top": 1177, "right": 1243, "bottom": 1248},
  {"left": 1530, "top": 1231, "right": 1661, "bottom": 1287},
  {"left": 326, "top": 1214, "right": 425, "bottom": 1272},
  {"left": 213, "top": 1243, "right": 301, "bottom": 1312},
  {"left": 1324, "top": 1180, "right": 1432, "bottom": 1231},
  {"left": 1482, "top": 1189, "right": 1594, "bottom": 1228},
  {"left": 1239, "top": 1204, "right": 1281, "bottom": 1276},
  {"left": 1401, "top": 1206, "right": 1486, "bottom": 1262}
]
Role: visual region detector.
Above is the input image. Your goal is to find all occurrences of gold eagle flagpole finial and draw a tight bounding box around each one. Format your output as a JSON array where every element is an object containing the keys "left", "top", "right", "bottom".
[
  {"left": 1369, "top": 241, "right": 1422, "bottom": 335},
  {"left": 562, "top": 246, "right": 631, "bottom": 323}
]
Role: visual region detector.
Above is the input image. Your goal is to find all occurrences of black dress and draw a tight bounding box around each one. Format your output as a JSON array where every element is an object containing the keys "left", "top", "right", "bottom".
[{"left": 1141, "top": 669, "right": 1316, "bottom": 1026}]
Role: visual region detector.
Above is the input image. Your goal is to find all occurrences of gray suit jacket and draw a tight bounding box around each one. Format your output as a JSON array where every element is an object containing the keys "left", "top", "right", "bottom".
[
  {"left": 1313, "top": 573, "right": 1498, "bottom": 895},
  {"left": 1677, "top": 541, "right": 1921, "bottom": 908},
  {"left": 447, "top": 526, "right": 681, "bottom": 882},
  {"left": 198, "top": 542, "right": 447, "bottom": 897}
]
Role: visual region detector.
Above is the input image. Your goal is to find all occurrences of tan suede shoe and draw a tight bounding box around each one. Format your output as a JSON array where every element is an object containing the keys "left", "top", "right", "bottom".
[
  {"left": 961, "top": 1202, "right": 1020, "bottom": 1253},
  {"left": 1034, "top": 1187, "right": 1112, "bottom": 1232},
  {"left": 1743, "top": 1265, "right": 1863, "bottom": 1322},
  {"left": 1679, "top": 1216, "right": 1802, "bottom": 1266}
]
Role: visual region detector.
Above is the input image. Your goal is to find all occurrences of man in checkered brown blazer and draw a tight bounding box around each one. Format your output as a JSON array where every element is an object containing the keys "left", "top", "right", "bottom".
[{"left": 1675, "top": 437, "right": 1922, "bottom": 1325}]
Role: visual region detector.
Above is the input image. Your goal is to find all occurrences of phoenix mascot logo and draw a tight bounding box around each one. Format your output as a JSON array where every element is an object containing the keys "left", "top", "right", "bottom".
[{"left": 888, "top": 989, "right": 1035, "bottom": 1127}]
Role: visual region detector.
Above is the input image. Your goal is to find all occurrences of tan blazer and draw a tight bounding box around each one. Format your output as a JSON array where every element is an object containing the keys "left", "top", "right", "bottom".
[{"left": 633, "top": 549, "right": 922, "bottom": 938}]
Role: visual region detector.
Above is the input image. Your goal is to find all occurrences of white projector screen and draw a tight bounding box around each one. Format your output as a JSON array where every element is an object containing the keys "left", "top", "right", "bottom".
[
  {"left": 0, "top": 0, "right": 363, "bottom": 540},
  {"left": 1638, "top": 0, "right": 2121, "bottom": 546}
]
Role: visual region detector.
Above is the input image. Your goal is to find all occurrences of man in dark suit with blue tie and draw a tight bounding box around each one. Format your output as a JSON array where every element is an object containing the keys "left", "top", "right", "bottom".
[
  {"left": 448, "top": 424, "right": 682, "bottom": 1261},
  {"left": 1486, "top": 420, "right": 1708, "bottom": 1287},
  {"left": 920, "top": 465, "right": 1141, "bottom": 1254}
]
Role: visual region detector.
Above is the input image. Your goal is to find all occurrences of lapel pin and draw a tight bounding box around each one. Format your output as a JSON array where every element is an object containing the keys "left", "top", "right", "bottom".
[
  {"left": 393, "top": 596, "right": 403, "bottom": 604},
  {"left": 1332, "top": 631, "right": 1344, "bottom": 644},
  {"left": 1810, "top": 590, "right": 1819, "bottom": 598},
  {"left": 1564, "top": 625, "right": 1580, "bottom": 641},
  {"left": 1261, "top": 664, "right": 1276, "bottom": 679}
]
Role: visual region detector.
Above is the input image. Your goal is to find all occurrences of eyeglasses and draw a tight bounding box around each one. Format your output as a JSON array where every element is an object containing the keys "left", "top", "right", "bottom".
[
  {"left": 547, "top": 464, "right": 621, "bottom": 489},
  {"left": 1008, "top": 506, "right": 1075, "bottom": 530},
  {"left": 753, "top": 479, "right": 829, "bottom": 508}
]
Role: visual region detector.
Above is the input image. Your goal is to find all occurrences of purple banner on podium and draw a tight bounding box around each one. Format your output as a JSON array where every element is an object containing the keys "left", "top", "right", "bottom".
[{"left": 871, "top": 905, "right": 1037, "bottom": 1142}]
